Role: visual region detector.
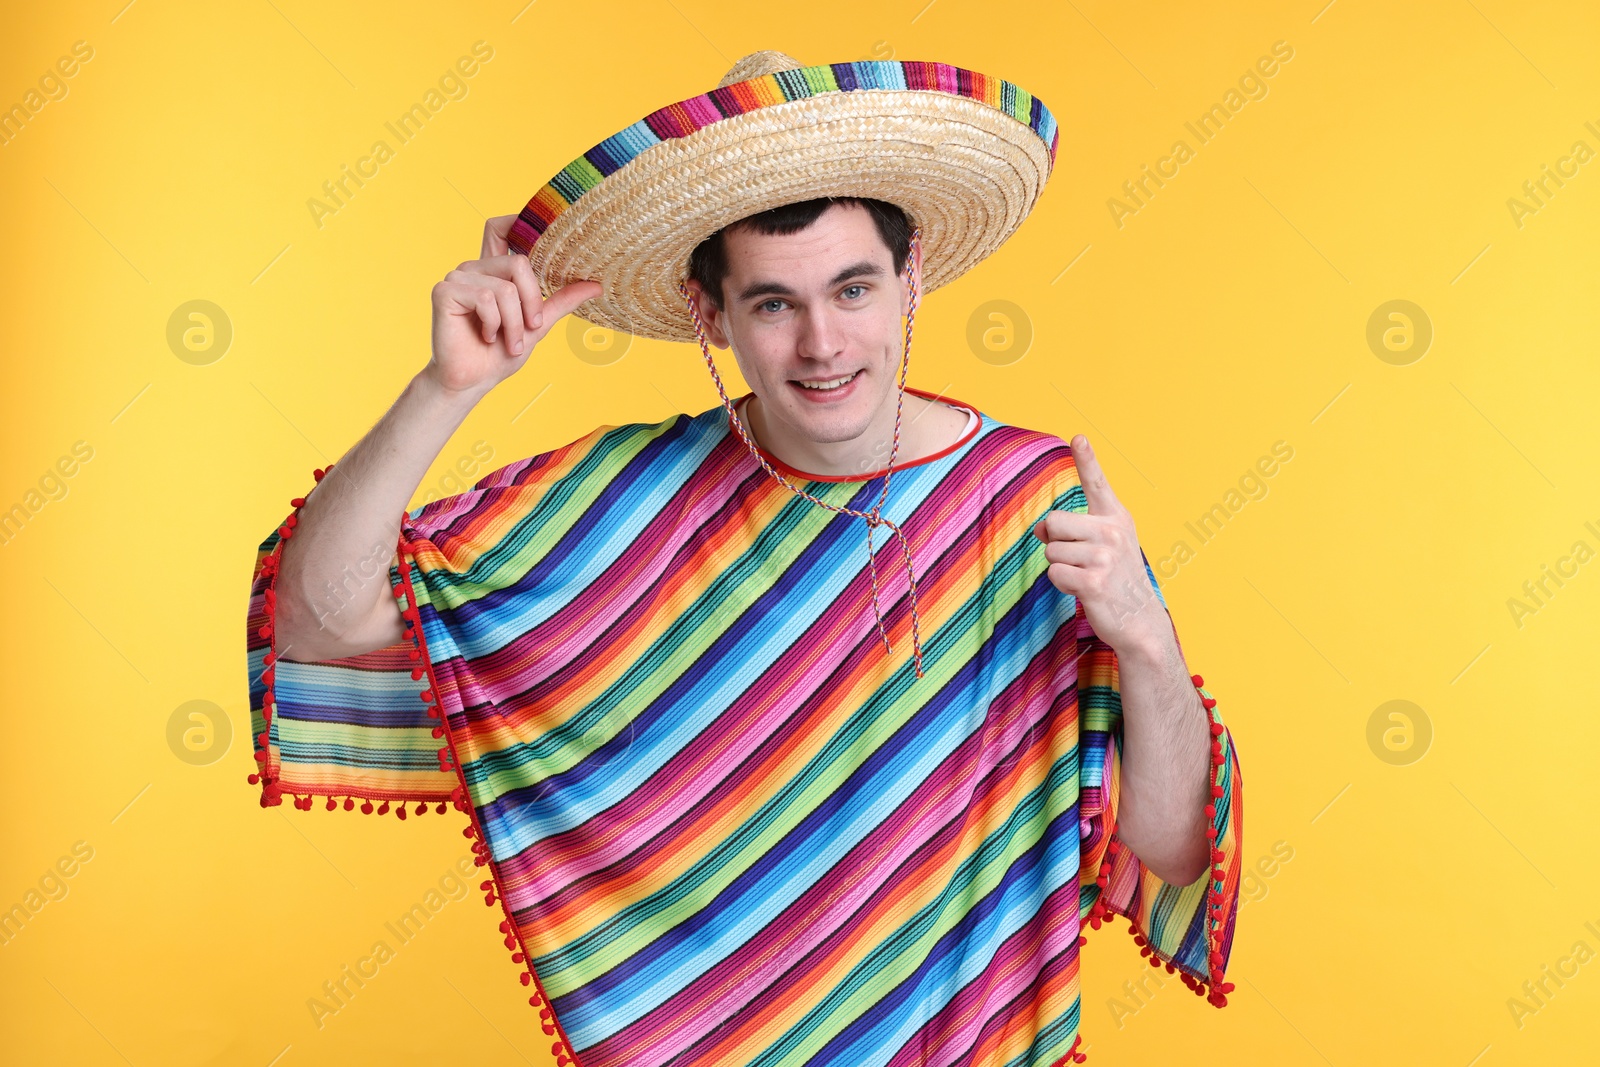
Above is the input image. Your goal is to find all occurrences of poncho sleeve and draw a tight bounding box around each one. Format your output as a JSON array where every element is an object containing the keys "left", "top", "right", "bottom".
[
  {"left": 246, "top": 469, "right": 456, "bottom": 812},
  {"left": 246, "top": 425, "right": 614, "bottom": 815},
  {"left": 1068, "top": 510, "right": 1243, "bottom": 1008}
]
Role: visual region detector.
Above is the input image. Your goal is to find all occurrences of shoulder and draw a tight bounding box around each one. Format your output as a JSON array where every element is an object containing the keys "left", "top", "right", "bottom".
[
  {"left": 490, "top": 408, "right": 718, "bottom": 491},
  {"left": 406, "top": 409, "right": 707, "bottom": 534},
  {"left": 969, "top": 416, "right": 1081, "bottom": 494}
]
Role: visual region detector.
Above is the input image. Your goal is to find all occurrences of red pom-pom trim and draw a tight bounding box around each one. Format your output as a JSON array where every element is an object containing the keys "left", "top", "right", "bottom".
[
  {"left": 252, "top": 487, "right": 598, "bottom": 1067},
  {"left": 393, "top": 526, "right": 584, "bottom": 1067},
  {"left": 1193, "top": 672, "right": 1232, "bottom": 1008},
  {"left": 1066, "top": 671, "right": 1233, "bottom": 1064},
  {"left": 251, "top": 465, "right": 338, "bottom": 808}
]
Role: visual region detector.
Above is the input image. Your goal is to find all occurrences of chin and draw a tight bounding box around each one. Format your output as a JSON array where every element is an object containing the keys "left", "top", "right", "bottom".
[{"left": 777, "top": 374, "right": 882, "bottom": 442}]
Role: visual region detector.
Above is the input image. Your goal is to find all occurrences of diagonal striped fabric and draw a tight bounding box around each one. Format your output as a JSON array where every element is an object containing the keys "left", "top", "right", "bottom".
[{"left": 246, "top": 393, "right": 1242, "bottom": 1067}]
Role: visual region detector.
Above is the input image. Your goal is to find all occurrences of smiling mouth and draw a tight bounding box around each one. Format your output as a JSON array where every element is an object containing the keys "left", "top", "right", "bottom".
[{"left": 791, "top": 370, "right": 861, "bottom": 392}]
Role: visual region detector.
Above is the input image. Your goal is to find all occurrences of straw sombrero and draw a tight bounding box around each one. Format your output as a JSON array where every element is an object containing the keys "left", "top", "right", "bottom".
[{"left": 505, "top": 50, "right": 1059, "bottom": 343}]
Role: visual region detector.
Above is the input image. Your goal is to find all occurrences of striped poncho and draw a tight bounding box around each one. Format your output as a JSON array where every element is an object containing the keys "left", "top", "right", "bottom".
[{"left": 246, "top": 390, "right": 1243, "bottom": 1067}]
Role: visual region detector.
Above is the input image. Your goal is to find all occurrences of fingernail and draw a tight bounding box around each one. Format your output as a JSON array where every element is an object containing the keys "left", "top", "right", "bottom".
[{"left": 513, "top": 339, "right": 523, "bottom": 354}]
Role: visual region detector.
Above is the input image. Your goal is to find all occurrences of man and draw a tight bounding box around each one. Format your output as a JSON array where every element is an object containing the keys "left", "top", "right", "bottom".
[{"left": 247, "top": 52, "right": 1241, "bottom": 1067}]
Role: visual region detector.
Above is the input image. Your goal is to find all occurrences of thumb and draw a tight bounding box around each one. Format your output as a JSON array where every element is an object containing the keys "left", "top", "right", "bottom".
[
  {"left": 481, "top": 214, "right": 517, "bottom": 259},
  {"left": 536, "top": 279, "right": 605, "bottom": 330}
]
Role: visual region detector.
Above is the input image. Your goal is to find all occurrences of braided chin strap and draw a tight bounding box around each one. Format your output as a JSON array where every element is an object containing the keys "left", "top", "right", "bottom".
[{"left": 675, "top": 226, "right": 927, "bottom": 679}]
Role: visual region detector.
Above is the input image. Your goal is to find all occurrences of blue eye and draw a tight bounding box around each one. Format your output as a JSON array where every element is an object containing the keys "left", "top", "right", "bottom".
[
  {"left": 760, "top": 300, "right": 786, "bottom": 313},
  {"left": 843, "top": 285, "right": 866, "bottom": 299}
]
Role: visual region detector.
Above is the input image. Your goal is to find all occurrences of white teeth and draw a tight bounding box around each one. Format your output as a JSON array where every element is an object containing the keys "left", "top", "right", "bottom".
[{"left": 796, "top": 372, "right": 856, "bottom": 391}]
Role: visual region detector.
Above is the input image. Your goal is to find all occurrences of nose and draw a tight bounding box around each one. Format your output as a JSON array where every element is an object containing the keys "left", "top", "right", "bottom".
[{"left": 795, "top": 302, "right": 846, "bottom": 362}]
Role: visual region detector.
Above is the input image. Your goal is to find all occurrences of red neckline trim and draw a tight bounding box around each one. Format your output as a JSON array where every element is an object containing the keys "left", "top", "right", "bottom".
[{"left": 730, "top": 386, "right": 984, "bottom": 483}]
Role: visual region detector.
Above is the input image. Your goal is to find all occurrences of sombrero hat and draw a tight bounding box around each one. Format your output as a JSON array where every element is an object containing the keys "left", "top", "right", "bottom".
[{"left": 505, "top": 49, "right": 1060, "bottom": 343}]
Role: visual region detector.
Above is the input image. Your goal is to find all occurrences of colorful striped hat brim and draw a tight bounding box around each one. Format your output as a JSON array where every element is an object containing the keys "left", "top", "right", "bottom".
[{"left": 505, "top": 50, "right": 1060, "bottom": 342}]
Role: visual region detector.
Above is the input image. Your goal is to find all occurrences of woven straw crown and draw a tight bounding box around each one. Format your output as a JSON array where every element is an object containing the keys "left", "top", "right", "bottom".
[{"left": 506, "top": 50, "right": 1059, "bottom": 343}]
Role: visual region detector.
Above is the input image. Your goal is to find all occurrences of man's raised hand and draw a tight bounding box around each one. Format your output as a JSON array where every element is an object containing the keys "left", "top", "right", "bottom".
[
  {"left": 1031, "top": 434, "right": 1166, "bottom": 655},
  {"left": 425, "top": 214, "right": 603, "bottom": 398}
]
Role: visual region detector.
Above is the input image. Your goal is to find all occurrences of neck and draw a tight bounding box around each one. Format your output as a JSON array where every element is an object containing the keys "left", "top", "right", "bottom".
[{"left": 739, "top": 388, "right": 963, "bottom": 478}]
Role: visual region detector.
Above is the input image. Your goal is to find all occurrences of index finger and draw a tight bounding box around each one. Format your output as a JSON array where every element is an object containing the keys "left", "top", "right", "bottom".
[
  {"left": 462, "top": 254, "right": 545, "bottom": 332},
  {"left": 1071, "top": 435, "right": 1124, "bottom": 516},
  {"left": 481, "top": 214, "right": 519, "bottom": 259}
]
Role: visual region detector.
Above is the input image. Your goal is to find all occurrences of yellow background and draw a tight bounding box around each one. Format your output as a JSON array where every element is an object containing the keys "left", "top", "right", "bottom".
[{"left": 2, "top": 1, "right": 1597, "bottom": 1063}]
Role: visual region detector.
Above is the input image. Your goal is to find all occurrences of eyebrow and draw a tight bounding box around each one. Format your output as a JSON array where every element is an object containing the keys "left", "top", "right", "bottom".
[{"left": 734, "top": 260, "right": 888, "bottom": 305}]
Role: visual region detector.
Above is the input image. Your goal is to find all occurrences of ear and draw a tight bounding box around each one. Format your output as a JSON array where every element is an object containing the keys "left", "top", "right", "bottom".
[{"left": 683, "top": 278, "right": 731, "bottom": 349}]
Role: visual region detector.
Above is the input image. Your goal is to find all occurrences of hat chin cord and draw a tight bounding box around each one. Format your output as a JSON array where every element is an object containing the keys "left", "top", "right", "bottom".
[{"left": 676, "top": 226, "right": 927, "bottom": 679}]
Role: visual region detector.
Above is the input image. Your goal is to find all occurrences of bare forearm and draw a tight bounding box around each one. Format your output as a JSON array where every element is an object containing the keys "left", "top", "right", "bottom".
[
  {"left": 1113, "top": 624, "right": 1212, "bottom": 885},
  {"left": 275, "top": 371, "right": 487, "bottom": 662},
  {"left": 268, "top": 212, "right": 601, "bottom": 660}
]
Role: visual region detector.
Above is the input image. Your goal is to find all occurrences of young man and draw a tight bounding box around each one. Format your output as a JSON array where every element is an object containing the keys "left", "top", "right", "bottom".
[{"left": 247, "top": 52, "right": 1242, "bottom": 1067}]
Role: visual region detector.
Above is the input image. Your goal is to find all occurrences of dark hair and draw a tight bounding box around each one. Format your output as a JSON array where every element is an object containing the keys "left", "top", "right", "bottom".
[{"left": 685, "top": 197, "right": 913, "bottom": 312}]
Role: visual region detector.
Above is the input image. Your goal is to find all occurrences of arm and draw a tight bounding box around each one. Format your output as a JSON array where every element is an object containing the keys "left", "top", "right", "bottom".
[
  {"left": 1107, "top": 607, "right": 1212, "bottom": 885},
  {"left": 274, "top": 372, "right": 485, "bottom": 661},
  {"left": 1034, "top": 433, "right": 1211, "bottom": 884},
  {"left": 274, "top": 216, "right": 601, "bottom": 663},
  {"left": 1073, "top": 586, "right": 1243, "bottom": 1005}
]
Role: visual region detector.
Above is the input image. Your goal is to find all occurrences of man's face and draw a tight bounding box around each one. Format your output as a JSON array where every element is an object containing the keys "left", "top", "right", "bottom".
[{"left": 688, "top": 202, "right": 917, "bottom": 447}]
